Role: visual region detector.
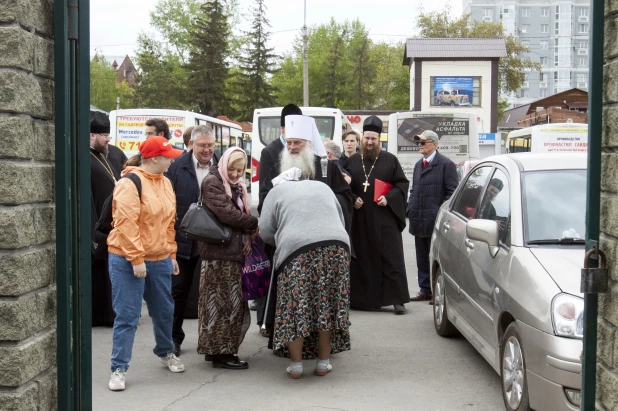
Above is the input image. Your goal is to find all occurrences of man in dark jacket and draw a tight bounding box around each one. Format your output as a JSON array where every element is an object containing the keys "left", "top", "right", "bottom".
[
  {"left": 165, "top": 124, "right": 220, "bottom": 355},
  {"left": 407, "top": 130, "right": 458, "bottom": 304}
]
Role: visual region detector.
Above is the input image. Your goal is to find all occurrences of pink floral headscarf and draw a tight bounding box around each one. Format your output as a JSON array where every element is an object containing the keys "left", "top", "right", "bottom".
[{"left": 219, "top": 147, "right": 251, "bottom": 215}]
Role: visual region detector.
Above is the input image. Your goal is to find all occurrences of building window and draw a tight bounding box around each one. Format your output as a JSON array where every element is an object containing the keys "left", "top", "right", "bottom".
[
  {"left": 579, "top": 24, "right": 589, "bottom": 33},
  {"left": 541, "top": 57, "right": 549, "bottom": 66},
  {"left": 521, "top": 24, "right": 530, "bottom": 33},
  {"left": 540, "top": 40, "right": 548, "bottom": 50},
  {"left": 521, "top": 8, "right": 530, "bottom": 17},
  {"left": 579, "top": 57, "right": 587, "bottom": 66},
  {"left": 430, "top": 76, "right": 481, "bottom": 107},
  {"left": 541, "top": 24, "right": 549, "bottom": 33},
  {"left": 540, "top": 89, "right": 548, "bottom": 97},
  {"left": 541, "top": 7, "right": 550, "bottom": 17},
  {"left": 578, "top": 74, "right": 587, "bottom": 83},
  {"left": 483, "top": 8, "right": 492, "bottom": 17},
  {"left": 580, "top": 8, "right": 589, "bottom": 17},
  {"left": 579, "top": 40, "right": 588, "bottom": 50}
]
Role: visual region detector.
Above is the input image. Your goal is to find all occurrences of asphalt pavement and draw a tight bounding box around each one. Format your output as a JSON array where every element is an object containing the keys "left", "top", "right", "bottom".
[{"left": 92, "top": 226, "right": 505, "bottom": 411}]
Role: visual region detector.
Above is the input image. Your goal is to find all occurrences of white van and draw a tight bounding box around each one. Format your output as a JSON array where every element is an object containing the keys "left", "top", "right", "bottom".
[
  {"left": 109, "top": 109, "right": 245, "bottom": 158},
  {"left": 506, "top": 123, "right": 588, "bottom": 153},
  {"left": 251, "top": 107, "right": 352, "bottom": 205},
  {"left": 387, "top": 111, "right": 479, "bottom": 182}
]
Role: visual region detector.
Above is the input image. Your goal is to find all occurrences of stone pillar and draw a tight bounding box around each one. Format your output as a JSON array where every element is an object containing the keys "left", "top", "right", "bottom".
[
  {"left": 597, "top": 4, "right": 618, "bottom": 410},
  {"left": 0, "top": 0, "right": 57, "bottom": 410}
]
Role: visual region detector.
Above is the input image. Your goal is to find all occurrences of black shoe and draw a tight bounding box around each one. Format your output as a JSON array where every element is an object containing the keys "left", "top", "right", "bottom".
[
  {"left": 211, "top": 355, "right": 249, "bottom": 370},
  {"left": 173, "top": 342, "right": 181, "bottom": 357},
  {"left": 259, "top": 327, "right": 271, "bottom": 338},
  {"left": 394, "top": 304, "right": 406, "bottom": 315},
  {"left": 204, "top": 354, "right": 213, "bottom": 361}
]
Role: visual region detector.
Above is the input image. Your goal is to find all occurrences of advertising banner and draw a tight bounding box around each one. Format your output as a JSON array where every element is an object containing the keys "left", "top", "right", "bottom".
[
  {"left": 432, "top": 76, "right": 474, "bottom": 106},
  {"left": 115, "top": 115, "right": 185, "bottom": 153},
  {"left": 532, "top": 127, "right": 588, "bottom": 153},
  {"left": 396, "top": 114, "right": 470, "bottom": 181}
]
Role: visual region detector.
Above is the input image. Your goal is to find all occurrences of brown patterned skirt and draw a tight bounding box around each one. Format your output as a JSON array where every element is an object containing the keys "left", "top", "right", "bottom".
[
  {"left": 273, "top": 244, "right": 351, "bottom": 359},
  {"left": 197, "top": 260, "right": 250, "bottom": 355}
]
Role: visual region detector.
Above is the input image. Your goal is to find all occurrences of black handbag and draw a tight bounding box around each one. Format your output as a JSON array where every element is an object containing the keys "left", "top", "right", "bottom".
[{"left": 179, "top": 198, "right": 232, "bottom": 245}]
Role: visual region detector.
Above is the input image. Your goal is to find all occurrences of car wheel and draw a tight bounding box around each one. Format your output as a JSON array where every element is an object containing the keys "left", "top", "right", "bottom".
[
  {"left": 500, "top": 323, "right": 532, "bottom": 411},
  {"left": 433, "top": 267, "right": 458, "bottom": 337},
  {"left": 450, "top": 101, "right": 456, "bottom": 106}
]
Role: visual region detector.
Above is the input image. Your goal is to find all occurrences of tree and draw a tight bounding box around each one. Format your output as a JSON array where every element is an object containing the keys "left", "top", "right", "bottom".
[
  {"left": 270, "top": 19, "right": 408, "bottom": 110},
  {"left": 90, "top": 55, "right": 134, "bottom": 112},
  {"left": 417, "top": 10, "right": 541, "bottom": 95},
  {"left": 133, "top": 35, "right": 192, "bottom": 110},
  {"left": 232, "top": 0, "right": 278, "bottom": 121},
  {"left": 187, "top": 0, "right": 231, "bottom": 116}
]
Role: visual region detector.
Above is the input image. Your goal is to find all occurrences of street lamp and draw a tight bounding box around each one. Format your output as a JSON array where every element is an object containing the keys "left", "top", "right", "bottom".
[{"left": 302, "top": 0, "right": 309, "bottom": 107}]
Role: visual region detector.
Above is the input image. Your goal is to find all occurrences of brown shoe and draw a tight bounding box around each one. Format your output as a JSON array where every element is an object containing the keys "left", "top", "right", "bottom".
[{"left": 410, "top": 292, "right": 433, "bottom": 302}]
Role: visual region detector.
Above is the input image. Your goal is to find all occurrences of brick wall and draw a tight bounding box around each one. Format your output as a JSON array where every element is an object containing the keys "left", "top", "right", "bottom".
[
  {"left": 0, "top": 0, "right": 57, "bottom": 410},
  {"left": 597, "top": 2, "right": 618, "bottom": 410}
]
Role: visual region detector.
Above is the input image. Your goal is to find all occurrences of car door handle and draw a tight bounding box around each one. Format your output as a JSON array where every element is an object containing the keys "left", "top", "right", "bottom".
[
  {"left": 465, "top": 238, "right": 474, "bottom": 249},
  {"left": 443, "top": 222, "right": 451, "bottom": 231}
]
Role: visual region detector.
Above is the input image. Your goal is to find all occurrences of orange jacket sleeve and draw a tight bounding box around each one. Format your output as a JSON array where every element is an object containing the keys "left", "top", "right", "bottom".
[
  {"left": 165, "top": 179, "right": 178, "bottom": 260},
  {"left": 111, "top": 177, "right": 145, "bottom": 265}
]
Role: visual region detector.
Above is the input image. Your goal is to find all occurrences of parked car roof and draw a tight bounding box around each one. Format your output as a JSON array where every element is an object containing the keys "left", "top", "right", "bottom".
[{"left": 480, "top": 153, "right": 588, "bottom": 172}]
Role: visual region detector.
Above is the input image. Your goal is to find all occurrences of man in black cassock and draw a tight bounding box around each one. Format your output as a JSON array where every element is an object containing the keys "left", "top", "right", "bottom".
[
  {"left": 90, "top": 111, "right": 121, "bottom": 326},
  {"left": 344, "top": 116, "right": 410, "bottom": 314}
]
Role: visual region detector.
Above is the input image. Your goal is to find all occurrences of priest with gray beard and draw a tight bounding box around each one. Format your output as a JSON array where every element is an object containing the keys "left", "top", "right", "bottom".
[
  {"left": 263, "top": 115, "right": 353, "bottom": 234},
  {"left": 260, "top": 115, "right": 353, "bottom": 338}
]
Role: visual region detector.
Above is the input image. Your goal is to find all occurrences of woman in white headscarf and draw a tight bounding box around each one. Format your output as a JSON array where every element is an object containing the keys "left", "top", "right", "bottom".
[{"left": 259, "top": 171, "right": 351, "bottom": 379}]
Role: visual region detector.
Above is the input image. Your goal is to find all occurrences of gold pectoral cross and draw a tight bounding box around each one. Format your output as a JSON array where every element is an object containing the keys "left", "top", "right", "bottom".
[{"left": 363, "top": 180, "right": 370, "bottom": 192}]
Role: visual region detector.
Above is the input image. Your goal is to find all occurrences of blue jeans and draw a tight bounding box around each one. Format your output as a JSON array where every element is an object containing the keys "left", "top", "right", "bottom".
[{"left": 109, "top": 253, "right": 174, "bottom": 372}]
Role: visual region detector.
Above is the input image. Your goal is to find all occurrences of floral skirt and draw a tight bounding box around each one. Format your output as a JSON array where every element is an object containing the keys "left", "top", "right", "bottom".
[
  {"left": 197, "top": 260, "right": 250, "bottom": 355},
  {"left": 273, "top": 244, "right": 351, "bottom": 359}
]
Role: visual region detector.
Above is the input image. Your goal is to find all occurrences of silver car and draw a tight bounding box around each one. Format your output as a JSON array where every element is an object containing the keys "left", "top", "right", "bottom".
[{"left": 429, "top": 153, "right": 586, "bottom": 411}]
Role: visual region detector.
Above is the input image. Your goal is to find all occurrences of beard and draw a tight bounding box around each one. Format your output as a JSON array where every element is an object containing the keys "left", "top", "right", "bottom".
[
  {"left": 279, "top": 143, "right": 315, "bottom": 180},
  {"left": 93, "top": 140, "right": 109, "bottom": 156},
  {"left": 361, "top": 143, "right": 380, "bottom": 160}
]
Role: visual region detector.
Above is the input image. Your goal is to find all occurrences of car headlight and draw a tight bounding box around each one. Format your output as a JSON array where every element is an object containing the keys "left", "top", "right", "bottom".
[{"left": 551, "top": 294, "right": 584, "bottom": 339}]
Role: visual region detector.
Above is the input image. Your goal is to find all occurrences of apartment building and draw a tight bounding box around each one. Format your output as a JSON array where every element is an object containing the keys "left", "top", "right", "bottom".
[{"left": 464, "top": 0, "right": 591, "bottom": 107}]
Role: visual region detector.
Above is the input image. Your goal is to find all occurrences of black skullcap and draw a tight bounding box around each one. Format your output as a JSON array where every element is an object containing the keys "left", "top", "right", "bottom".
[
  {"left": 281, "top": 104, "right": 303, "bottom": 127},
  {"left": 363, "top": 115, "right": 382, "bottom": 134},
  {"left": 90, "top": 111, "right": 110, "bottom": 134},
  {"left": 489, "top": 178, "right": 504, "bottom": 191}
]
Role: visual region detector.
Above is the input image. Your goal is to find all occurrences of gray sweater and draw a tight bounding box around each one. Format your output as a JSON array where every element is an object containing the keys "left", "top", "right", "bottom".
[{"left": 259, "top": 180, "right": 350, "bottom": 270}]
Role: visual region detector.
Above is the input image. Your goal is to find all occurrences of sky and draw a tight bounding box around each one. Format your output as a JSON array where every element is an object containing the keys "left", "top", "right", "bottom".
[{"left": 90, "top": 0, "right": 463, "bottom": 62}]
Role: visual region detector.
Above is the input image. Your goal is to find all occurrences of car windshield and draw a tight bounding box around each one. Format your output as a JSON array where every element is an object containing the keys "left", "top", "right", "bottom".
[{"left": 523, "top": 169, "right": 587, "bottom": 244}]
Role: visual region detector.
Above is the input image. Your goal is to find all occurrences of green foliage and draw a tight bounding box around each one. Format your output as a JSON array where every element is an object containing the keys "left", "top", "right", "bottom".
[
  {"left": 187, "top": 0, "right": 231, "bottom": 116},
  {"left": 90, "top": 55, "right": 134, "bottom": 112},
  {"left": 271, "top": 19, "right": 408, "bottom": 110},
  {"left": 231, "top": 0, "right": 278, "bottom": 121},
  {"left": 133, "top": 35, "right": 192, "bottom": 110},
  {"left": 149, "top": 0, "right": 202, "bottom": 63},
  {"left": 416, "top": 10, "right": 541, "bottom": 94}
]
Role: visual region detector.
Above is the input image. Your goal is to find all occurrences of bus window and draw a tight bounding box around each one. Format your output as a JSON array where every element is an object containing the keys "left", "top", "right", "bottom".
[{"left": 258, "top": 116, "right": 335, "bottom": 146}]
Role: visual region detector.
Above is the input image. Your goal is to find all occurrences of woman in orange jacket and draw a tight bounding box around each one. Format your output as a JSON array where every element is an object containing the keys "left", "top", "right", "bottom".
[{"left": 106, "top": 137, "right": 184, "bottom": 392}]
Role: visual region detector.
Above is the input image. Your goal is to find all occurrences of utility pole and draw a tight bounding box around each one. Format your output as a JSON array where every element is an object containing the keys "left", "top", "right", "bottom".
[{"left": 302, "top": 0, "right": 309, "bottom": 107}]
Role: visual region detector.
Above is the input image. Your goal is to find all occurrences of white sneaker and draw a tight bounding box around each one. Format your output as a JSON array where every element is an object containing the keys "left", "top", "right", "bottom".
[
  {"left": 108, "top": 369, "right": 126, "bottom": 391},
  {"left": 160, "top": 353, "right": 185, "bottom": 373}
]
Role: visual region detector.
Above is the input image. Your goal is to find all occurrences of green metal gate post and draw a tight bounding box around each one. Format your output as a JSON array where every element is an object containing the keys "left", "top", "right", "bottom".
[
  {"left": 581, "top": 0, "right": 604, "bottom": 407},
  {"left": 55, "top": 0, "right": 92, "bottom": 409}
]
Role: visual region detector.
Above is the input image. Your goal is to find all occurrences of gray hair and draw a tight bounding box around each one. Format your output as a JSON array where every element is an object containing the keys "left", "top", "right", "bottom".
[
  {"left": 191, "top": 124, "right": 214, "bottom": 141},
  {"left": 323, "top": 140, "right": 342, "bottom": 159}
]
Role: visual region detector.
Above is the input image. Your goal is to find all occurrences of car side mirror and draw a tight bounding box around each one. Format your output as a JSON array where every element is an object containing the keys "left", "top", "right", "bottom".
[{"left": 466, "top": 219, "right": 500, "bottom": 258}]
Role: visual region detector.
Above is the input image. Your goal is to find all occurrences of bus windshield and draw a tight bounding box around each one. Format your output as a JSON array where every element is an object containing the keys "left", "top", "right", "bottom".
[{"left": 258, "top": 116, "right": 335, "bottom": 146}]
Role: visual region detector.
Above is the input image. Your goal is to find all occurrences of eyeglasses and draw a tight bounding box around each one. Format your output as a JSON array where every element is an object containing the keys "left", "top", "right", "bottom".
[
  {"left": 418, "top": 141, "right": 428, "bottom": 146},
  {"left": 194, "top": 142, "right": 215, "bottom": 150},
  {"left": 96, "top": 134, "right": 112, "bottom": 140}
]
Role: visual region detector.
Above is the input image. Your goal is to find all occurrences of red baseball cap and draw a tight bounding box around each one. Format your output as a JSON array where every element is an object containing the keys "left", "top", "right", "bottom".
[{"left": 138, "top": 136, "right": 183, "bottom": 159}]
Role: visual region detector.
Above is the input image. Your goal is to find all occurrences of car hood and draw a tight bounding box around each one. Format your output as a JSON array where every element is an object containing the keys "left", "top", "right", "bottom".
[{"left": 529, "top": 248, "right": 585, "bottom": 296}]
